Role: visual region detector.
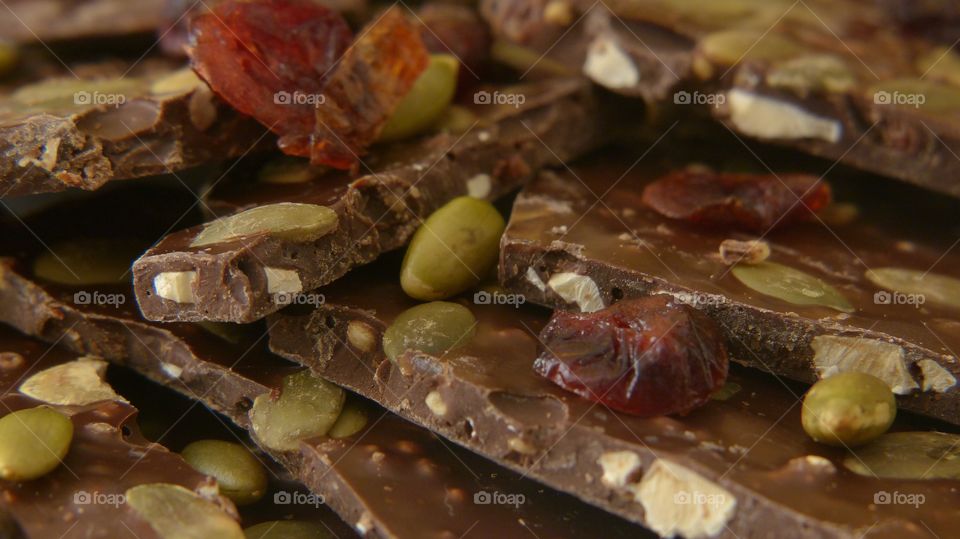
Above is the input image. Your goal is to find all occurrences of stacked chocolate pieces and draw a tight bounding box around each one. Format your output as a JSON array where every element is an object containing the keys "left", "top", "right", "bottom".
[{"left": 1, "top": 1, "right": 959, "bottom": 538}]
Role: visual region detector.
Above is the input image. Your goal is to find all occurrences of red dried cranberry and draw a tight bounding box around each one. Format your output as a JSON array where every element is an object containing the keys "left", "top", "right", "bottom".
[
  {"left": 309, "top": 7, "right": 428, "bottom": 170},
  {"left": 188, "top": 1, "right": 428, "bottom": 170},
  {"left": 641, "top": 169, "right": 832, "bottom": 232},
  {"left": 533, "top": 296, "right": 728, "bottom": 417},
  {"left": 188, "top": 0, "right": 352, "bottom": 148}
]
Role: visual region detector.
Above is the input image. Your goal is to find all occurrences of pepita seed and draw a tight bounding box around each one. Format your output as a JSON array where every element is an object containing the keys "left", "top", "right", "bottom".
[
  {"left": 258, "top": 156, "right": 326, "bottom": 185},
  {"left": 401, "top": 197, "right": 505, "bottom": 300},
  {"left": 801, "top": 372, "right": 895, "bottom": 447},
  {"left": 866, "top": 267, "right": 960, "bottom": 311},
  {"left": 181, "top": 440, "right": 268, "bottom": 505},
  {"left": 126, "top": 483, "right": 244, "bottom": 539},
  {"left": 249, "top": 371, "right": 345, "bottom": 452},
  {"left": 191, "top": 203, "right": 338, "bottom": 247},
  {"left": 766, "top": 54, "right": 856, "bottom": 95},
  {"left": 382, "top": 301, "right": 476, "bottom": 362},
  {"left": 732, "top": 261, "right": 854, "bottom": 313},
  {"left": 0, "top": 406, "right": 73, "bottom": 481},
  {"left": 33, "top": 238, "right": 145, "bottom": 285},
  {"left": 699, "top": 30, "right": 801, "bottom": 67},
  {"left": 843, "top": 431, "right": 960, "bottom": 480},
  {"left": 380, "top": 54, "right": 459, "bottom": 142},
  {"left": 327, "top": 398, "right": 369, "bottom": 439},
  {"left": 915, "top": 46, "right": 960, "bottom": 88}
]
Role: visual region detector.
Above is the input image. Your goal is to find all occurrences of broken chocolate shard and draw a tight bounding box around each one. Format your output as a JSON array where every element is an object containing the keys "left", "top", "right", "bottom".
[
  {"left": 498, "top": 145, "right": 960, "bottom": 425},
  {"left": 0, "top": 0, "right": 166, "bottom": 44},
  {"left": 0, "top": 60, "right": 268, "bottom": 196},
  {"left": 267, "top": 255, "right": 960, "bottom": 539},
  {"left": 483, "top": 0, "right": 960, "bottom": 199},
  {"left": 132, "top": 78, "right": 606, "bottom": 323},
  {"left": 0, "top": 187, "right": 647, "bottom": 539},
  {"left": 0, "top": 326, "right": 242, "bottom": 539}
]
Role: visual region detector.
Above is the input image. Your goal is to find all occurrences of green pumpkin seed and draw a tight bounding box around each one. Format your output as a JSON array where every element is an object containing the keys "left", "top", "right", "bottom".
[
  {"left": 732, "top": 261, "right": 854, "bottom": 313},
  {"left": 401, "top": 197, "right": 505, "bottom": 300},
  {"left": 865, "top": 267, "right": 960, "bottom": 311},
  {"left": 380, "top": 54, "right": 459, "bottom": 142},
  {"left": 699, "top": 30, "right": 801, "bottom": 67},
  {"left": 915, "top": 46, "right": 960, "bottom": 88},
  {"left": 327, "top": 398, "right": 369, "bottom": 439},
  {"left": 801, "top": 372, "right": 895, "bottom": 447},
  {"left": 710, "top": 381, "right": 741, "bottom": 401},
  {"left": 33, "top": 238, "right": 145, "bottom": 285},
  {"left": 244, "top": 521, "right": 331, "bottom": 539},
  {"left": 432, "top": 105, "right": 478, "bottom": 135},
  {"left": 843, "top": 431, "right": 960, "bottom": 480},
  {"left": 766, "top": 54, "right": 856, "bottom": 95},
  {"left": 126, "top": 483, "right": 244, "bottom": 539},
  {"left": 191, "top": 203, "right": 338, "bottom": 247},
  {"left": 181, "top": 440, "right": 268, "bottom": 506},
  {"left": 249, "top": 371, "right": 345, "bottom": 452},
  {"left": 0, "top": 43, "right": 17, "bottom": 77},
  {"left": 490, "top": 40, "right": 574, "bottom": 77},
  {"left": 382, "top": 301, "right": 476, "bottom": 362},
  {"left": 257, "top": 156, "right": 327, "bottom": 185},
  {"left": 0, "top": 406, "right": 73, "bottom": 481}
]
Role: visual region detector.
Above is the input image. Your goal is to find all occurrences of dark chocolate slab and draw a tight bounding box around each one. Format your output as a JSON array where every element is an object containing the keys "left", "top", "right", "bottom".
[
  {"left": 0, "top": 188, "right": 646, "bottom": 539},
  {"left": 267, "top": 256, "right": 960, "bottom": 539},
  {"left": 132, "top": 78, "right": 607, "bottom": 323},
  {"left": 498, "top": 146, "right": 960, "bottom": 425},
  {"left": 0, "top": 326, "right": 242, "bottom": 539},
  {"left": 0, "top": 60, "right": 267, "bottom": 196},
  {"left": 482, "top": 0, "right": 960, "bottom": 199}
]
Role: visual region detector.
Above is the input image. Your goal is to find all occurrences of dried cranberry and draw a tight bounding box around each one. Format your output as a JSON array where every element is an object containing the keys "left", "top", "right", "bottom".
[
  {"left": 188, "top": 1, "right": 428, "bottom": 170},
  {"left": 309, "top": 7, "right": 428, "bottom": 169},
  {"left": 641, "top": 169, "right": 832, "bottom": 232},
  {"left": 533, "top": 296, "right": 728, "bottom": 417}
]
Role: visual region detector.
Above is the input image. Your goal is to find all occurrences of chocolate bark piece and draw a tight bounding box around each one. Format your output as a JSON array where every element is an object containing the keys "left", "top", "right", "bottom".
[
  {"left": 482, "top": 0, "right": 960, "bottom": 200},
  {"left": 0, "top": 326, "right": 242, "bottom": 539},
  {"left": 266, "top": 257, "right": 960, "bottom": 539},
  {"left": 497, "top": 147, "right": 960, "bottom": 425},
  {"left": 0, "top": 190, "right": 645, "bottom": 539},
  {"left": 132, "top": 78, "right": 605, "bottom": 323},
  {"left": 0, "top": 0, "right": 166, "bottom": 44},
  {"left": 0, "top": 60, "right": 267, "bottom": 196}
]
